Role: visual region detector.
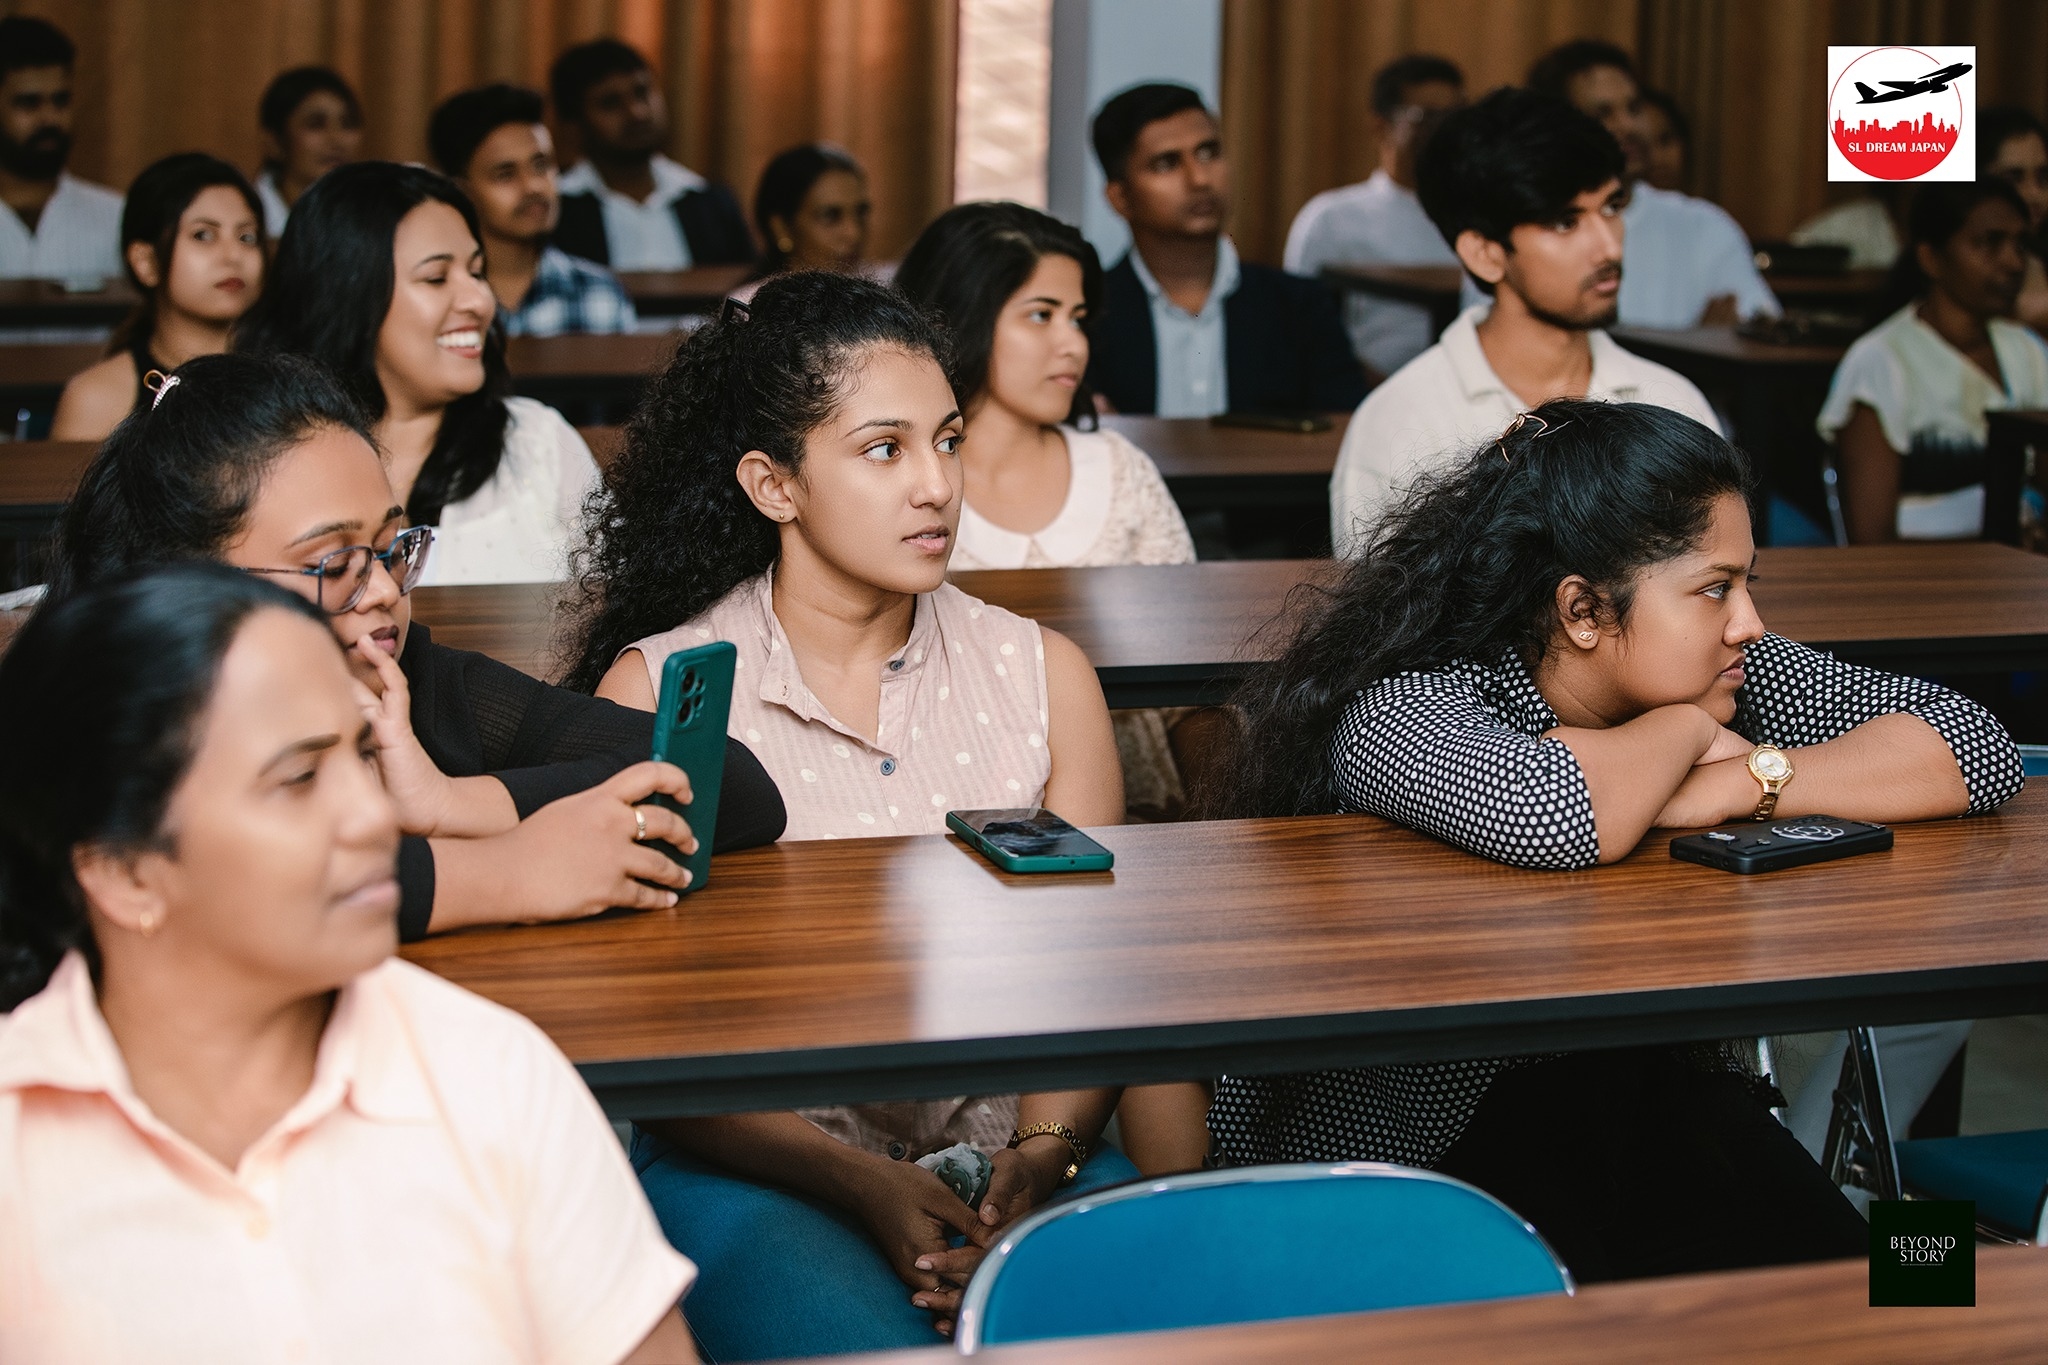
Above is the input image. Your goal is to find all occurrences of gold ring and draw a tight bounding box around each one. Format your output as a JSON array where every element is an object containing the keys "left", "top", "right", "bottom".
[{"left": 633, "top": 807, "right": 649, "bottom": 842}]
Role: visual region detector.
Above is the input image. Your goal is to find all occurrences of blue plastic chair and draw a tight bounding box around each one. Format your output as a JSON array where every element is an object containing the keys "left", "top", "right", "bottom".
[
  {"left": 2021, "top": 745, "right": 2048, "bottom": 778},
  {"left": 953, "top": 1163, "right": 1572, "bottom": 1353},
  {"left": 1896, "top": 1129, "right": 2048, "bottom": 1242}
]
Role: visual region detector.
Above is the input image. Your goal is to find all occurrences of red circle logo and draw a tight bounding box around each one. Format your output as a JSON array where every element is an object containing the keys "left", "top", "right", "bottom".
[{"left": 1828, "top": 47, "right": 1968, "bottom": 180}]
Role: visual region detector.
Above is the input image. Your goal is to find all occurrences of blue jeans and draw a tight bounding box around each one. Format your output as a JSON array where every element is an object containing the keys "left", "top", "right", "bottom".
[{"left": 630, "top": 1125, "right": 1139, "bottom": 1361}]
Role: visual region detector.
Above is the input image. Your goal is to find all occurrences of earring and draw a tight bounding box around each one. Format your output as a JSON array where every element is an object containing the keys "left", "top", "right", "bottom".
[
  {"left": 1579, "top": 631, "right": 1595, "bottom": 642},
  {"left": 776, "top": 236, "right": 794, "bottom": 253},
  {"left": 137, "top": 909, "right": 160, "bottom": 938}
]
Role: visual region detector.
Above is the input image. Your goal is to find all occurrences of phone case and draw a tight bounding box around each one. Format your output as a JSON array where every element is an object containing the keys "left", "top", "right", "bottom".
[
  {"left": 647, "top": 642, "right": 736, "bottom": 892},
  {"left": 1669, "top": 817, "right": 1892, "bottom": 874},
  {"left": 945, "top": 810, "right": 1115, "bottom": 873}
]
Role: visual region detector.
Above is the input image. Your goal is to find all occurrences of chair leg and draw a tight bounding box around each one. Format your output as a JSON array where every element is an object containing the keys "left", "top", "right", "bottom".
[
  {"left": 1820, "top": 452, "right": 1849, "bottom": 547},
  {"left": 1821, "top": 1027, "right": 1901, "bottom": 1201}
]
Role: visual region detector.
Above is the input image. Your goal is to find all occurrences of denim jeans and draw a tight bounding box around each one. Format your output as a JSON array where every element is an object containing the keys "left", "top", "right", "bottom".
[{"left": 630, "top": 1125, "right": 1140, "bottom": 1361}]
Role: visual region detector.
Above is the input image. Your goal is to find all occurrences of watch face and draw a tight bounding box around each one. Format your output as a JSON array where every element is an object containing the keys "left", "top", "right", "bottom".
[{"left": 1753, "top": 749, "right": 1792, "bottom": 781}]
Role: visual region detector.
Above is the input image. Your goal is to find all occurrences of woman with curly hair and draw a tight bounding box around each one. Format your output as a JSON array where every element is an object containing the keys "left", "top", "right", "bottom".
[{"left": 564, "top": 270, "right": 1145, "bottom": 1360}]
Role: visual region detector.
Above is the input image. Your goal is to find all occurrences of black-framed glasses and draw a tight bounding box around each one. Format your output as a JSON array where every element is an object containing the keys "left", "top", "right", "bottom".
[{"left": 243, "top": 526, "right": 434, "bottom": 614}]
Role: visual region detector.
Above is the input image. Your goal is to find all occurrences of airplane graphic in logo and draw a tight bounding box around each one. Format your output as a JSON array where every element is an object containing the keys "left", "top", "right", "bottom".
[{"left": 1854, "top": 62, "right": 1972, "bottom": 104}]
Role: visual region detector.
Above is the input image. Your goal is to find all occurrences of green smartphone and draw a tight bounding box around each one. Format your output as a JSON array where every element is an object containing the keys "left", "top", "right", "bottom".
[
  {"left": 946, "top": 808, "right": 1115, "bottom": 873},
  {"left": 646, "top": 641, "right": 736, "bottom": 892}
]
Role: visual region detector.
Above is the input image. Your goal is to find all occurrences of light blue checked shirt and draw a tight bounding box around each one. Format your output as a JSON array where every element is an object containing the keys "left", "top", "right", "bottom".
[{"left": 504, "top": 245, "right": 638, "bottom": 338}]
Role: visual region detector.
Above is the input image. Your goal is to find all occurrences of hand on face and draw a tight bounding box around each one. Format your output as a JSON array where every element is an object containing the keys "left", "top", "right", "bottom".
[{"left": 375, "top": 201, "right": 494, "bottom": 416}]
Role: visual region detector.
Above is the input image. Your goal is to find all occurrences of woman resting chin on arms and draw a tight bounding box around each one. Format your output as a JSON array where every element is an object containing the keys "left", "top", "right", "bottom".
[
  {"left": 1208, "top": 399, "right": 2023, "bottom": 1285},
  {"left": 0, "top": 565, "right": 694, "bottom": 1363}
]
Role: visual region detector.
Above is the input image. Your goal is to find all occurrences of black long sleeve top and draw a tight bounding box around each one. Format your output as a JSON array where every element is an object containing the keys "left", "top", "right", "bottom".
[{"left": 395, "top": 623, "right": 786, "bottom": 940}]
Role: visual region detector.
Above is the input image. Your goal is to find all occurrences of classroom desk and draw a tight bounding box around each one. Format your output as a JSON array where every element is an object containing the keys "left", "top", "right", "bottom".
[
  {"left": 0, "top": 341, "right": 101, "bottom": 416},
  {"left": 615, "top": 265, "right": 752, "bottom": 317},
  {"left": 1985, "top": 409, "right": 2047, "bottom": 546},
  {"left": 505, "top": 331, "right": 680, "bottom": 419},
  {"left": 0, "top": 277, "right": 138, "bottom": 331},
  {"left": 1319, "top": 262, "right": 1462, "bottom": 336},
  {"left": 1763, "top": 266, "right": 1890, "bottom": 307},
  {"left": 790, "top": 1245, "right": 2048, "bottom": 1364},
  {"left": 403, "top": 783, "right": 2048, "bottom": 1118},
  {"left": 409, "top": 543, "right": 2048, "bottom": 703}
]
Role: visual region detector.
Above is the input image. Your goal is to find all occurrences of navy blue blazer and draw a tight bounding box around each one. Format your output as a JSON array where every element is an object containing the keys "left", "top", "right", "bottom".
[{"left": 1086, "top": 253, "right": 1368, "bottom": 416}]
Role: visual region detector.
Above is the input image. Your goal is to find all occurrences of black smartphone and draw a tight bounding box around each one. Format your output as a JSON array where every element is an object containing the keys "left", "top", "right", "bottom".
[
  {"left": 1670, "top": 817, "right": 1892, "bottom": 874},
  {"left": 1209, "top": 412, "right": 1334, "bottom": 434},
  {"left": 947, "top": 808, "right": 1115, "bottom": 873},
  {"left": 645, "top": 642, "right": 736, "bottom": 892}
]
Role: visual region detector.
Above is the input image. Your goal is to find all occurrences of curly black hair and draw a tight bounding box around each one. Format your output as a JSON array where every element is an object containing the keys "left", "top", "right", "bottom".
[
  {"left": 1208, "top": 399, "right": 1751, "bottom": 819},
  {"left": 560, "top": 270, "right": 951, "bottom": 692}
]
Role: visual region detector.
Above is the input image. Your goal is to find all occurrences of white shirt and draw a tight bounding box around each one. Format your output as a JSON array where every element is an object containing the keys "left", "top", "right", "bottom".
[
  {"left": 1127, "top": 237, "right": 1239, "bottom": 418},
  {"left": 951, "top": 426, "right": 1195, "bottom": 569},
  {"left": 1284, "top": 170, "right": 1458, "bottom": 377},
  {"left": 254, "top": 169, "right": 292, "bottom": 240},
  {"left": 556, "top": 154, "right": 706, "bottom": 271},
  {"left": 0, "top": 172, "right": 123, "bottom": 282},
  {"left": 422, "top": 397, "right": 601, "bottom": 585},
  {"left": 1817, "top": 305, "right": 2048, "bottom": 539},
  {"left": 1790, "top": 197, "right": 1901, "bottom": 271},
  {"left": 1330, "top": 304, "right": 1723, "bottom": 555}
]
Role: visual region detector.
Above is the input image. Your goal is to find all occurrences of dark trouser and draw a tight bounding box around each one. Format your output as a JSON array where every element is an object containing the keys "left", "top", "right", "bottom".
[{"left": 1432, "top": 1046, "right": 1868, "bottom": 1284}]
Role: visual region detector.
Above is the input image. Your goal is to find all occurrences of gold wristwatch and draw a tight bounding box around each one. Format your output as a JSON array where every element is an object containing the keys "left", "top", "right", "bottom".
[
  {"left": 1010, "top": 1122, "right": 1088, "bottom": 1186},
  {"left": 1747, "top": 744, "right": 1794, "bottom": 819}
]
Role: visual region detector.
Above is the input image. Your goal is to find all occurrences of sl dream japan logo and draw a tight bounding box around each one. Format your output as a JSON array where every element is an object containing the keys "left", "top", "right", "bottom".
[{"left": 1828, "top": 46, "right": 1975, "bottom": 182}]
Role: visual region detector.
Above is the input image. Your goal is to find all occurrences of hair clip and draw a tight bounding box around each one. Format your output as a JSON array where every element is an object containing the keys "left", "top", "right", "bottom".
[
  {"left": 718, "top": 296, "right": 753, "bottom": 324},
  {"left": 1493, "top": 411, "right": 1571, "bottom": 464},
  {"left": 144, "top": 370, "right": 180, "bottom": 411}
]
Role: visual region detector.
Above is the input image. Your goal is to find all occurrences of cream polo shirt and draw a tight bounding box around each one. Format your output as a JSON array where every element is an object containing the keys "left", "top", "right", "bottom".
[
  {"left": 1330, "top": 305, "right": 1722, "bottom": 555},
  {"left": 421, "top": 397, "right": 602, "bottom": 586},
  {"left": 0, "top": 952, "right": 693, "bottom": 1365}
]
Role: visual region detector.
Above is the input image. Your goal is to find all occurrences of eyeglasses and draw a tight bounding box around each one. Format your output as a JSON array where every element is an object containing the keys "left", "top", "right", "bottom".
[{"left": 243, "top": 526, "right": 434, "bottom": 614}]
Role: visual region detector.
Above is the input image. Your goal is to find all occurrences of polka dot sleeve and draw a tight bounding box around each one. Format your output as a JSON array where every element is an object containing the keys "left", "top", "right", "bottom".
[
  {"left": 1330, "top": 661, "right": 1600, "bottom": 869},
  {"left": 1733, "top": 634, "right": 2025, "bottom": 814}
]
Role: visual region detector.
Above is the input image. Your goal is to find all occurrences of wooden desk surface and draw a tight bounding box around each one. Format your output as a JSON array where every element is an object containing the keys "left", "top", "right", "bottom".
[
  {"left": 1319, "top": 262, "right": 1461, "bottom": 304},
  {"left": 0, "top": 341, "right": 102, "bottom": 391},
  {"left": 404, "top": 785, "right": 2048, "bottom": 1116},
  {"left": 616, "top": 265, "right": 752, "bottom": 314},
  {"left": 410, "top": 543, "right": 2048, "bottom": 700},
  {"left": 1611, "top": 324, "right": 1846, "bottom": 370},
  {"left": 1097, "top": 414, "right": 1343, "bottom": 481},
  {"left": 505, "top": 330, "right": 680, "bottom": 380},
  {"left": 803, "top": 1246, "right": 2048, "bottom": 1365},
  {"left": 0, "top": 439, "right": 95, "bottom": 508},
  {"left": 0, "top": 277, "right": 138, "bottom": 328},
  {"left": 1764, "top": 267, "right": 1890, "bottom": 302}
]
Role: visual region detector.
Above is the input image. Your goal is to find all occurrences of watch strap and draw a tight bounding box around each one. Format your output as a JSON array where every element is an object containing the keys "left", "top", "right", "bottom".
[{"left": 1010, "top": 1122, "right": 1088, "bottom": 1184}]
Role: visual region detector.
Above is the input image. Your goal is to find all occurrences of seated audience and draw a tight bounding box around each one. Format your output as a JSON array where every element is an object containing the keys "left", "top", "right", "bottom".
[
  {"left": 898, "top": 200, "right": 1199, "bottom": 819},
  {"left": 565, "top": 272, "right": 1143, "bottom": 1360},
  {"left": 237, "top": 161, "right": 601, "bottom": 584},
  {"left": 549, "top": 39, "right": 752, "bottom": 269},
  {"left": 429, "top": 82, "right": 637, "bottom": 337},
  {"left": 52, "top": 351, "right": 784, "bottom": 939},
  {"left": 1284, "top": 55, "right": 1466, "bottom": 380},
  {"left": 1213, "top": 399, "right": 2024, "bottom": 1282},
  {"left": 1528, "top": 40, "right": 1778, "bottom": 327},
  {"left": 1330, "top": 88, "right": 1718, "bottom": 554},
  {"left": 52, "top": 154, "right": 264, "bottom": 440},
  {"left": 0, "top": 564, "right": 699, "bottom": 1364},
  {"left": 753, "top": 142, "right": 872, "bottom": 278},
  {"left": 1979, "top": 105, "right": 2048, "bottom": 332},
  {"left": 253, "top": 65, "right": 363, "bottom": 238},
  {"left": 1817, "top": 179, "right": 2048, "bottom": 542},
  {"left": 1085, "top": 82, "right": 1366, "bottom": 417},
  {"left": 1638, "top": 86, "right": 1688, "bottom": 192},
  {"left": 1791, "top": 186, "right": 1906, "bottom": 270},
  {"left": 0, "top": 16, "right": 121, "bottom": 283}
]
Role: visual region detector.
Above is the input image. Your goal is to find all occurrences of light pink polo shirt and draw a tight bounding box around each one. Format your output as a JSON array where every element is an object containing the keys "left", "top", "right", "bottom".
[{"left": 0, "top": 952, "right": 692, "bottom": 1365}]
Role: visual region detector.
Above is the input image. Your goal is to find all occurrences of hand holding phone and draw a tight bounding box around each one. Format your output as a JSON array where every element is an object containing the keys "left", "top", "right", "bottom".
[
  {"left": 645, "top": 642, "right": 736, "bottom": 892},
  {"left": 947, "top": 808, "right": 1114, "bottom": 873}
]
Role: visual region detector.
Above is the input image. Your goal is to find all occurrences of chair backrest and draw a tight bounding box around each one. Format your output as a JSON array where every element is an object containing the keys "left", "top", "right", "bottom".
[
  {"left": 2019, "top": 745, "right": 2048, "bottom": 779},
  {"left": 954, "top": 1163, "right": 1572, "bottom": 1353}
]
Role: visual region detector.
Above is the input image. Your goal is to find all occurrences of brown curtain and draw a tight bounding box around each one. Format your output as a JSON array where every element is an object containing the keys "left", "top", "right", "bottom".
[
  {"left": 7, "top": 0, "right": 954, "bottom": 259},
  {"left": 1221, "top": 0, "right": 2048, "bottom": 265}
]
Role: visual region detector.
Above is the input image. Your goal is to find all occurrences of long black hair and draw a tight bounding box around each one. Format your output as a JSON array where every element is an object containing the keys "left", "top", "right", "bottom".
[
  {"left": 1883, "top": 177, "right": 2032, "bottom": 313},
  {"left": 234, "top": 160, "right": 511, "bottom": 527},
  {"left": 894, "top": 200, "right": 1102, "bottom": 422},
  {"left": 109, "top": 152, "right": 267, "bottom": 355},
  {"left": 1213, "top": 399, "right": 1752, "bottom": 819},
  {"left": 562, "top": 271, "right": 950, "bottom": 692},
  {"left": 0, "top": 565, "right": 326, "bottom": 1009},
  {"left": 50, "top": 352, "right": 375, "bottom": 602},
  {"left": 753, "top": 143, "right": 865, "bottom": 275}
]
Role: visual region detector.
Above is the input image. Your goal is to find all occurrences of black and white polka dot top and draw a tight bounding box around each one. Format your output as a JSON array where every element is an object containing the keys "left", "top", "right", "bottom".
[{"left": 1209, "top": 633, "right": 2024, "bottom": 1169}]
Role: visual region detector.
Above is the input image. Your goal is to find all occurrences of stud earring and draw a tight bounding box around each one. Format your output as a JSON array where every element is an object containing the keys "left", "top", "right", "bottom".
[
  {"left": 777, "top": 235, "right": 794, "bottom": 253},
  {"left": 138, "top": 909, "right": 160, "bottom": 938},
  {"left": 1579, "top": 631, "right": 1595, "bottom": 642}
]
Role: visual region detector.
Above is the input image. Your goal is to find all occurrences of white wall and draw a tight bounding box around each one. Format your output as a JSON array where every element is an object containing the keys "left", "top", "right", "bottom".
[{"left": 1046, "top": 0, "right": 1224, "bottom": 266}]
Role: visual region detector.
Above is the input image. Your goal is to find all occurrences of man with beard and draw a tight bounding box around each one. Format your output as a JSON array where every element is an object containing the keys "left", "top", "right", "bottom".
[
  {"left": 0, "top": 17, "right": 121, "bottom": 282},
  {"left": 546, "top": 39, "right": 751, "bottom": 272},
  {"left": 428, "top": 83, "right": 636, "bottom": 338},
  {"left": 1329, "top": 88, "right": 1720, "bottom": 556},
  {"left": 1084, "top": 82, "right": 1365, "bottom": 419}
]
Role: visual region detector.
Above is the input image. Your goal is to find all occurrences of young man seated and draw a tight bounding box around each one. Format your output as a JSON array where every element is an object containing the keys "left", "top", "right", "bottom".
[
  {"left": 1330, "top": 87, "right": 1719, "bottom": 555},
  {"left": 1084, "top": 82, "right": 1366, "bottom": 418},
  {"left": 1285, "top": 54, "right": 1466, "bottom": 381},
  {"left": 0, "top": 16, "right": 121, "bottom": 285},
  {"left": 429, "top": 83, "right": 637, "bottom": 337},
  {"left": 547, "top": 39, "right": 752, "bottom": 271},
  {"left": 1527, "top": 40, "right": 1778, "bottom": 329}
]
